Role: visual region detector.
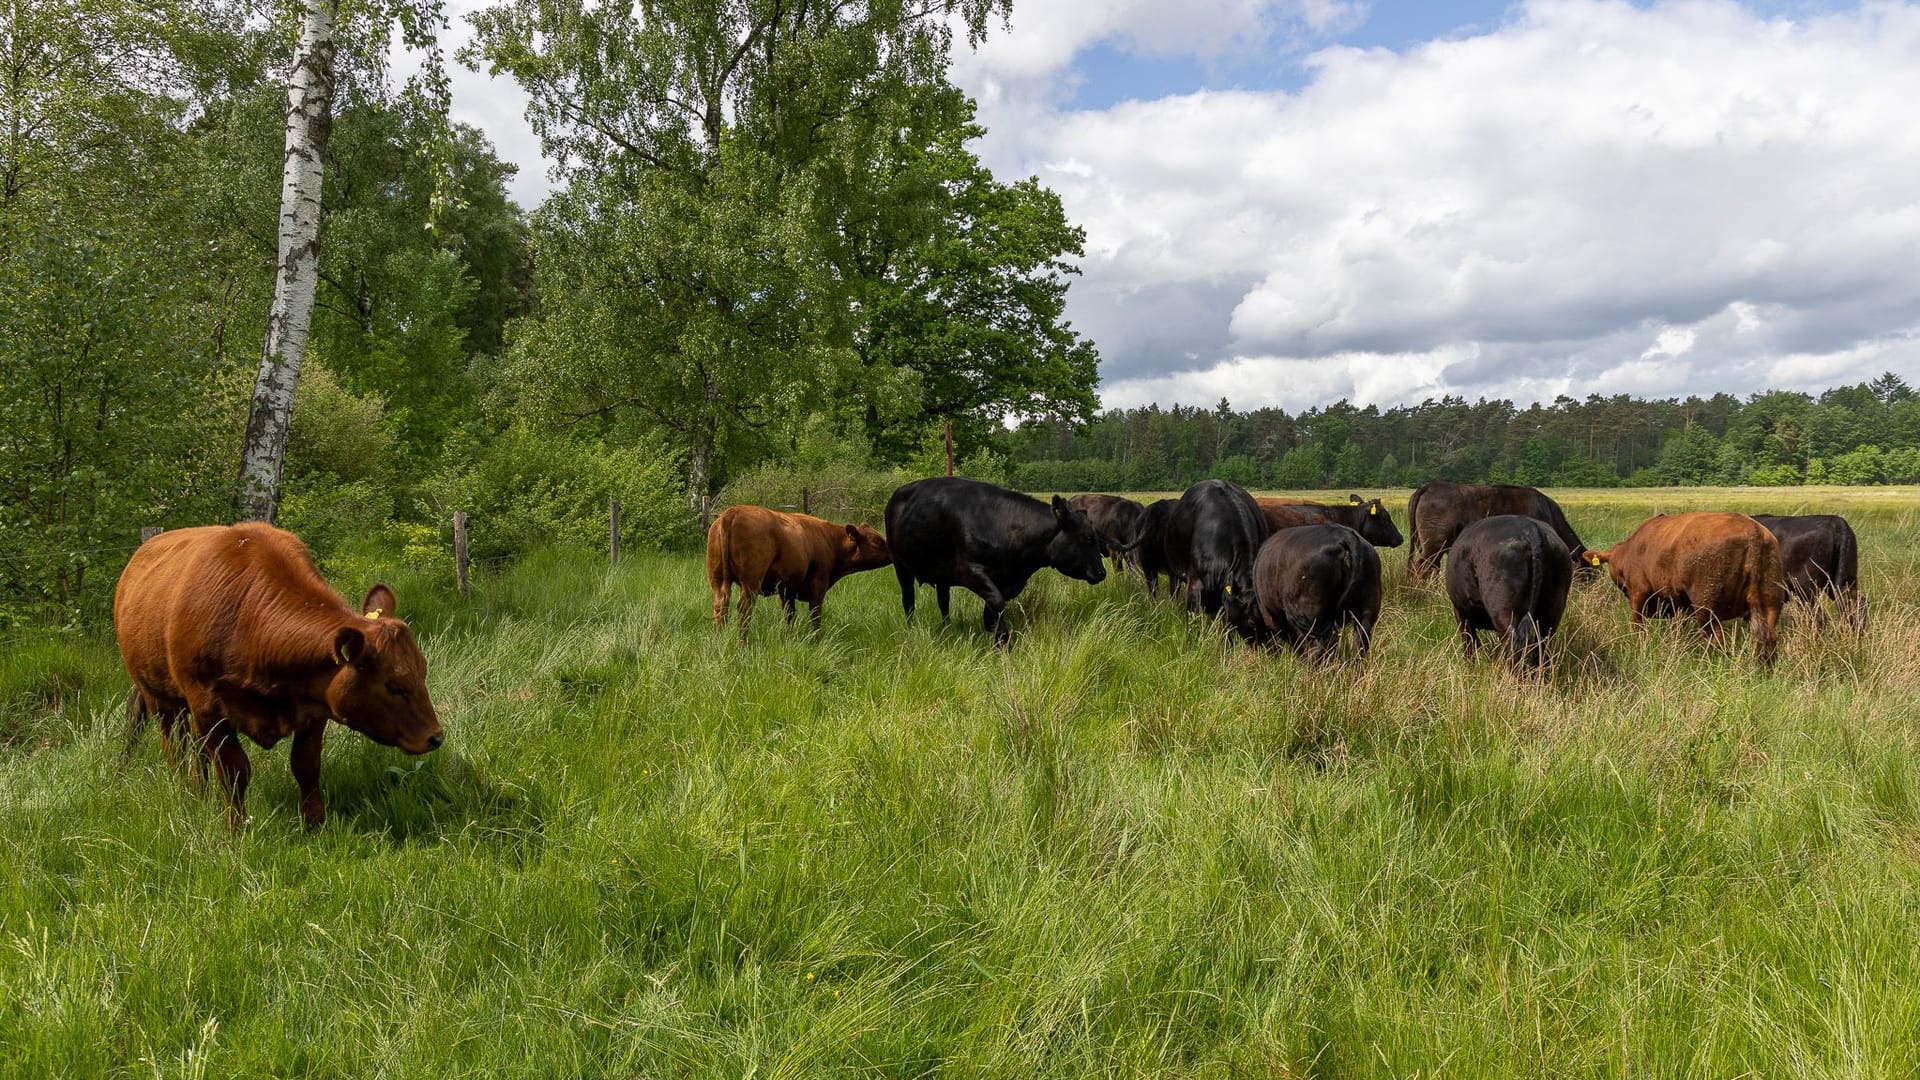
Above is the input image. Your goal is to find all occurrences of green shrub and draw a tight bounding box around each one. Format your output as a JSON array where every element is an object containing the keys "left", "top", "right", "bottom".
[
  {"left": 1747, "top": 463, "right": 1802, "bottom": 486},
  {"left": 426, "top": 425, "right": 687, "bottom": 558}
]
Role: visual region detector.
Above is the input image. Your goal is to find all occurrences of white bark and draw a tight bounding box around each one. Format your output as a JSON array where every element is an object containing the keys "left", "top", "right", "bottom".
[{"left": 236, "top": 0, "right": 338, "bottom": 523}]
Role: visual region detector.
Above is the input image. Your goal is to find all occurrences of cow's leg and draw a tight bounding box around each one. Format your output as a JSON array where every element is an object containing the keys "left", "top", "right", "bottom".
[
  {"left": 191, "top": 716, "right": 252, "bottom": 831},
  {"left": 936, "top": 584, "right": 952, "bottom": 623},
  {"left": 895, "top": 564, "right": 916, "bottom": 623},
  {"left": 806, "top": 577, "right": 828, "bottom": 631},
  {"left": 953, "top": 565, "right": 1009, "bottom": 645},
  {"left": 1753, "top": 603, "right": 1780, "bottom": 666},
  {"left": 711, "top": 577, "right": 731, "bottom": 627},
  {"left": 735, "top": 583, "right": 758, "bottom": 641},
  {"left": 291, "top": 719, "right": 327, "bottom": 829},
  {"left": 1457, "top": 614, "right": 1479, "bottom": 660},
  {"left": 780, "top": 584, "right": 799, "bottom": 627},
  {"left": 1691, "top": 605, "right": 1723, "bottom": 648},
  {"left": 1353, "top": 609, "right": 1378, "bottom": 662}
]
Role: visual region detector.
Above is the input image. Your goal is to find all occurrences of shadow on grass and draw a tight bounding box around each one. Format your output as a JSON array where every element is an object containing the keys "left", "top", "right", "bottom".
[{"left": 310, "top": 745, "right": 553, "bottom": 859}]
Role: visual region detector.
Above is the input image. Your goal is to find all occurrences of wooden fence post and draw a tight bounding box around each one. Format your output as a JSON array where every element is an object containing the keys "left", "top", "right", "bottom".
[
  {"left": 140, "top": 526, "right": 164, "bottom": 543},
  {"left": 610, "top": 498, "right": 621, "bottom": 566},
  {"left": 801, "top": 487, "right": 809, "bottom": 514},
  {"left": 944, "top": 419, "right": 955, "bottom": 476},
  {"left": 700, "top": 495, "right": 712, "bottom": 535},
  {"left": 453, "top": 511, "right": 470, "bottom": 599}
]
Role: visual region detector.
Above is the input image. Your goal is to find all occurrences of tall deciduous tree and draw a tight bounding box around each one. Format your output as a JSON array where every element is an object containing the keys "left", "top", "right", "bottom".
[
  {"left": 235, "top": 0, "right": 448, "bottom": 522},
  {"left": 469, "top": 0, "right": 1105, "bottom": 500}
]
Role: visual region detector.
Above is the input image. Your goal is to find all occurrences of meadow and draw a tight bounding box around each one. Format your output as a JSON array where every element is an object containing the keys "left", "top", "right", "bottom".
[{"left": 4, "top": 486, "right": 1920, "bottom": 1078}]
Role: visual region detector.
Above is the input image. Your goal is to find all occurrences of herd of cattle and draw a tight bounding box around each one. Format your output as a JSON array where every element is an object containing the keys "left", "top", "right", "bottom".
[
  {"left": 110, "top": 481, "right": 1865, "bottom": 827},
  {"left": 712, "top": 476, "right": 1864, "bottom": 666}
]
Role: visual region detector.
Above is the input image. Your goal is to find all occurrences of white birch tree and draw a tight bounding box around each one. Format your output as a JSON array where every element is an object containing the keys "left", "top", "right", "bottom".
[
  {"left": 236, "top": 0, "right": 446, "bottom": 522},
  {"left": 236, "top": 0, "right": 338, "bottom": 522}
]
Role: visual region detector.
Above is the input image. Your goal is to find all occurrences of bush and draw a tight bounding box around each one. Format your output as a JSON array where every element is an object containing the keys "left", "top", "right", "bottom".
[
  {"left": 1747, "top": 464, "right": 1802, "bottom": 486},
  {"left": 425, "top": 425, "right": 687, "bottom": 558}
]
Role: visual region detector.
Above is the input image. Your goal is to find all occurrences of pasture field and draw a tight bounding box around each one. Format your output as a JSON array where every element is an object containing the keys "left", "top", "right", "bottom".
[{"left": 5, "top": 487, "right": 1920, "bottom": 1077}]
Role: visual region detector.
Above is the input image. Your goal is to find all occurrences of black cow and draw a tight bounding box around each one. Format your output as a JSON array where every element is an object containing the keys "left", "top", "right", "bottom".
[
  {"left": 1123, "top": 499, "right": 1181, "bottom": 599},
  {"left": 1750, "top": 514, "right": 1865, "bottom": 631},
  {"left": 886, "top": 477, "right": 1107, "bottom": 646},
  {"left": 1249, "top": 524, "right": 1382, "bottom": 662},
  {"left": 1444, "top": 515, "right": 1573, "bottom": 669},
  {"left": 1163, "top": 480, "right": 1268, "bottom": 631},
  {"left": 1266, "top": 494, "right": 1404, "bottom": 548},
  {"left": 1067, "top": 493, "right": 1146, "bottom": 572},
  {"left": 1406, "top": 481, "right": 1590, "bottom": 579}
]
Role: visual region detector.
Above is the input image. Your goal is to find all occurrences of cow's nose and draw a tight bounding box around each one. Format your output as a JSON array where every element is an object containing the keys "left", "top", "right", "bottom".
[{"left": 426, "top": 733, "right": 444, "bottom": 751}]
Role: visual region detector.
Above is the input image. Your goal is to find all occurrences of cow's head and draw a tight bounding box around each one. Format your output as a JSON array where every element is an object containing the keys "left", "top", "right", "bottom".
[
  {"left": 1047, "top": 496, "right": 1107, "bottom": 584},
  {"left": 840, "top": 523, "right": 892, "bottom": 573},
  {"left": 1220, "top": 567, "right": 1261, "bottom": 640},
  {"left": 324, "top": 584, "right": 445, "bottom": 755},
  {"left": 1584, "top": 548, "right": 1627, "bottom": 594},
  {"left": 1349, "top": 495, "right": 1404, "bottom": 548}
]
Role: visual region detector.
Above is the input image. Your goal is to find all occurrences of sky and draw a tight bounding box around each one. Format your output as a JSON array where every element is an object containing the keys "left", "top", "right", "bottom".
[{"left": 436, "top": 0, "right": 1920, "bottom": 413}]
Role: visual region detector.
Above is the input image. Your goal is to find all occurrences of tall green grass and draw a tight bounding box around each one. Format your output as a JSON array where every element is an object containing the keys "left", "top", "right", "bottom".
[{"left": 3, "top": 488, "right": 1919, "bottom": 1076}]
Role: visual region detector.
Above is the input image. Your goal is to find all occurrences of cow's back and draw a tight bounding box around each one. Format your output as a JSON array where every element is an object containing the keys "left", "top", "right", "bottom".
[
  {"left": 116, "top": 523, "right": 345, "bottom": 701},
  {"left": 887, "top": 477, "right": 1051, "bottom": 580},
  {"left": 1614, "top": 512, "right": 1784, "bottom": 614}
]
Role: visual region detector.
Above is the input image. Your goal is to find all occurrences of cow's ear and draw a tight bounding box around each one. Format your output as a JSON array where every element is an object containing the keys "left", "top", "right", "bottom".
[
  {"left": 846, "top": 523, "right": 860, "bottom": 540},
  {"left": 1051, "top": 495, "right": 1069, "bottom": 519},
  {"left": 332, "top": 626, "right": 366, "bottom": 667},
  {"left": 1350, "top": 493, "right": 1364, "bottom": 504},
  {"left": 362, "top": 583, "right": 397, "bottom": 619},
  {"left": 1587, "top": 551, "right": 1608, "bottom": 567}
]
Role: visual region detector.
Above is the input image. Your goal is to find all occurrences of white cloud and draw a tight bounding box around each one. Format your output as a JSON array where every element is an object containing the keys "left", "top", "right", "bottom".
[{"left": 952, "top": 0, "right": 1920, "bottom": 409}]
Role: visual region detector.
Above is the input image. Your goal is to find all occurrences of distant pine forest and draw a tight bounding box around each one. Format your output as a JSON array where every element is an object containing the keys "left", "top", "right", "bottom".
[{"left": 1000, "top": 372, "right": 1920, "bottom": 492}]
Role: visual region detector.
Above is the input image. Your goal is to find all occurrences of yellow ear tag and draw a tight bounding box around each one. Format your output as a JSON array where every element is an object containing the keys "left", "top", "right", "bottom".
[
  {"left": 335, "top": 643, "right": 350, "bottom": 663},
  {"left": 365, "top": 609, "right": 382, "bottom": 620},
  {"left": 1223, "top": 585, "right": 1233, "bottom": 595},
  {"left": 1369, "top": 504, "right": 1378, "bottom": 516},
  {"left": 1588, "top": 554, "right": 1602, "bottom": 566}
]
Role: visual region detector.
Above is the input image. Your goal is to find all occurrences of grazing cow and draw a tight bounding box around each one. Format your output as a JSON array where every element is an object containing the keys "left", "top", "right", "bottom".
[
  {"left": 113, "top": 523, "right": 443, "bottom": 829},
  {"left": 1444, "top": 515, "right": 1573, "bottom": 669},
  {"left": 1406, "top": 481, "right": 1590, "bottom": 579},
  {"left": 1256, "top": 494, "right": 1404, "bottom": 549},
  {"left": 1124, "top": 498, "right": 1181, "bottom": 599},
  {"left": 886, "top": 477, "right": 1107, "bottom": 645},
  {"left": 1249, "top": 524, "right": 1383, "bottom": 662},
  {"left": 1587, "top": 512, "right": 1786, "bottom": 664},
  {"left": 1750, "top": 514, "right": 1866, "bottom": 631},
  {"left": 706, "top": 505, "right": 892, "bottom": 635},
  {"left": 1068, "top": 493, "right": 1146, "bottom": 571},
  {"left": 1164, "top": 479, "right": 1269, "bottom": 630}
]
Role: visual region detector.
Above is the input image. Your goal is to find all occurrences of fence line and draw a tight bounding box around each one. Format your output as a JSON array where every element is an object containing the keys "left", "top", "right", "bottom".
[{"left": 0, "top": 544, "right": 141, "bottom": 565}]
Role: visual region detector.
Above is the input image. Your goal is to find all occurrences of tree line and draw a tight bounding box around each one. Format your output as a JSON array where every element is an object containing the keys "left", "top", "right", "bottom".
[
  {"left": 998, "top": 376, "right": 1920, "bottom": 493},
  {"left": 5, "top": 1, "right": 1916, "bottom": 627}
]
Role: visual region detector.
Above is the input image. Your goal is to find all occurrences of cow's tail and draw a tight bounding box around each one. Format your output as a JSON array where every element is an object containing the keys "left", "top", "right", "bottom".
[
  {"left": 122, "top": 687, "right": 151, "bottom": 758},
  {"left": 1405, "top": 484, "right": 1427, "bottom": 575},
  {"left": 1751, "top": 531, "right": 1788, "bottom": 666},
  {"left": 705, "top": 510, "right": 736, "bottom": 587},
  {"left": 1837, "top": 521, "right": 1866, "bottom": 632},
  {"left": 1506, "top": 532, "right": 1550, "bottom": 668}
]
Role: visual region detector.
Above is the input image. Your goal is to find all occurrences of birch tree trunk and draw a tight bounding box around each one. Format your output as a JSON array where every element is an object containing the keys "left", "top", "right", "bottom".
[{"left": 235, "top": 0, "right": 338, "bottom": 523}]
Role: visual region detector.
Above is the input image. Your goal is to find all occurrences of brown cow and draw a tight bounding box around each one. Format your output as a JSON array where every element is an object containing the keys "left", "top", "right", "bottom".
[
  {"left": 707, "top": 504, "right": 892, "bottom": 635},
  {"left": 1587, "top": 512, "right": 1786, "bottom": 664},
  {"left": 114, "top": 523, "right": 444, "bottom": 829},
  {"left": 1067, "top": 493, "right": 1145, "bottom": 571},
  {"left": 1255, "top": 498, "right": 1319, "bottom": 534}
]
